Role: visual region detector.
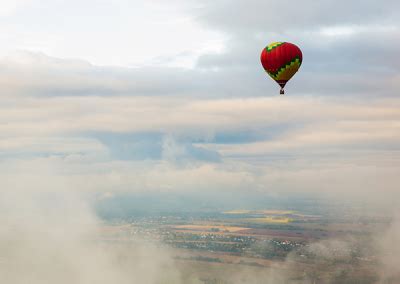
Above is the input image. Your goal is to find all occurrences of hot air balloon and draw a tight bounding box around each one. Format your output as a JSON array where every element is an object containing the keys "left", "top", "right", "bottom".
[{"left": 260, "top": 42, "right": 302, "bottom": 95}]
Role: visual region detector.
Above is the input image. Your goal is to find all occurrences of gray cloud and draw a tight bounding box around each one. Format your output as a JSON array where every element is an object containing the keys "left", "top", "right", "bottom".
[
  {"left": 0, "top": 51, "right": 209, "bottom": 97},
  {"left": 92, "top": 132, "right": 221, "bottom": 163},
  {"left": 189, "top": 0, "right": 400, "bottom": 97},
  {"left": 0, "top": 164, "right": 184, "bottom": 284},
  {"left": 0, "top": 1, "right": 399, "bottom": 283},
  {"left": 195, "top": 0, "right": 400, "bottom": 33},
  {"left": 3, "top": 23, "right": 400, "bottom": 99},
  {"left": 196, "top": 28, "right": 400, "bottom": 97}
]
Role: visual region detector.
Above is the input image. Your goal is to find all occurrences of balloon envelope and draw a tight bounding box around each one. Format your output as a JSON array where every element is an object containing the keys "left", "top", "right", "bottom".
[{"left": 260, "top": 42, "right": 302, "bottom": 94}]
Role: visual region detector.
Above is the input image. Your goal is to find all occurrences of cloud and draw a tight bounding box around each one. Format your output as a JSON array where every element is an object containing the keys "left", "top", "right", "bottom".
[
  {"left": 188, "top": 1, "right": 400, "bottom": 98},
  {"left": 378, "top": 214, "right": 400, "bottom": 282},
  {"left": 0, "top": 1, "right": 399, "bottom": 283},
  {"left": 161, "top": 135, "right": 221, "bottom": 163},
  {"left": 195, "top": 0, "right": 400, "bottom": 33},
  {"left": 0, "top": 162, "right": 184, "bottom": 284},
  {"left": 0, "top": 0, "right": 33, "bottom": 16},
  {"left": 0, "top": 89, "right": 398, "bottom": 199},
  {"left": 92, "top": 132, "right": 220, "bottom": 162},
  {"left": 2, "top": 23, "right": 400, "bottom": 100},
  {"left": 1, "top": 94, "right": 399, "bottom": 156}
]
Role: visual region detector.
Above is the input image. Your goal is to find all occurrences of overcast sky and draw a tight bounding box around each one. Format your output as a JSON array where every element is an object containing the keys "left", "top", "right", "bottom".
[{"left": 0, "top": 0, "right": 399, "bottom": 206}]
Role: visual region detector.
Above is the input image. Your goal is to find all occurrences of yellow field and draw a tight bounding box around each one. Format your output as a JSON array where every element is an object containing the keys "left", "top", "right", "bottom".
[
  {"left": 174, "top": 225, "right": 250, "bottom": 233},
  {"left": 223, "top": 210, "right": 295, "bottom": 215},
  {"left": 244, "top": 217, "right": 293, "bottom": 224}
]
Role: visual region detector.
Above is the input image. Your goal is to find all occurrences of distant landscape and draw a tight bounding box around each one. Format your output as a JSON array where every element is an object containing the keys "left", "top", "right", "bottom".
[{"left": 96, "top": 195, "right": 395, "bottom": 283}]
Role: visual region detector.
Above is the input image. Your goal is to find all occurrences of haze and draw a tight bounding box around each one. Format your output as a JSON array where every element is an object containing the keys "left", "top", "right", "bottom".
[{"left": 0, "top": 1, "right": 399, "bottom": 283}]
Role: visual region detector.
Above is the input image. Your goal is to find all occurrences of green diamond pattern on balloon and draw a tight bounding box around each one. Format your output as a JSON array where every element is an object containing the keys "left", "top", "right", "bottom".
[{"left": 266, "top": 42, "right": 284, "bottom": 52}]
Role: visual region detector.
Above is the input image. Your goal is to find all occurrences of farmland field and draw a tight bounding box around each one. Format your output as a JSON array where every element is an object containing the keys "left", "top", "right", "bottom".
[{"left": 98, "top": 204, "right": 393, "bottom": 283}]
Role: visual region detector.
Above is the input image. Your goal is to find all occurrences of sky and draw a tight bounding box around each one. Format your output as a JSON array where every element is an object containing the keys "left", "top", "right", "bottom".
[
  {"left": 0, "top": 1, "right": 400, "bottom": 283},
  {"left": 0, "top": 0, "right": 399, "bottom": 207}
]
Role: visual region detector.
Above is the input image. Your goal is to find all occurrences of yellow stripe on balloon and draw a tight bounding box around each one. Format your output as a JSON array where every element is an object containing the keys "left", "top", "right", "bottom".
[{"left": 266, "top": 42, "right": 284, "bottom": 52}]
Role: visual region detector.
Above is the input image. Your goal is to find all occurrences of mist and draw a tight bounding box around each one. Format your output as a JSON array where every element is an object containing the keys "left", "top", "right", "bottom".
[
  {"left": 0, "top": 163, "right": 184, "bottom": 284},
  {"left": 0, "top": 159, "right": 398, "bottom": 284},
  {"left": 0, "top": 0, "right": 399, "bottom": 282}
]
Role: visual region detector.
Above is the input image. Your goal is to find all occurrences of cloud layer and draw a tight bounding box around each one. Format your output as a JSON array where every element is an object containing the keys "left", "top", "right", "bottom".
[
  {"left": 0, "top": 1, "right": 399, "bottom": 283},
  {"left": 0, "top": 0, "right": 399, "bottom": 204}
]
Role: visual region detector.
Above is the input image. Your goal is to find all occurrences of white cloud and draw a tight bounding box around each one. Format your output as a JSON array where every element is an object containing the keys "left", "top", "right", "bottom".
[
  {"left": 0, "top": 1, "right": 399, "bottom": 282},
  {"left": 319, "top": 25, "right": 398, "bottom": 37},
  {"left": 0, "top": 0, "right": 33, "bottom": 16},
  {"left": 0, "top": 0, "right": 397, "bottom": 206},
  {"left": 0, "top": 91, "right": 398, "bottom": 200},
  {"left": 0, "top": 0, "right": 224, "bottom": 67}
]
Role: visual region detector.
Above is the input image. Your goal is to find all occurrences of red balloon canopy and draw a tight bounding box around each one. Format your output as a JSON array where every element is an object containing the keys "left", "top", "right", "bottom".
[{"left": 260, "top": 42, "right": 302, "bottom": 94}]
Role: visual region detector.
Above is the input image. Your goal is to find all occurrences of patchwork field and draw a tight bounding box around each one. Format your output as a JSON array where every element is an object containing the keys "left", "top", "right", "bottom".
[
  {"left": 173, "top": 225, "right": 250, "bottom": 233},
  {"left": 99, "top": 207, "right": 392, "bottom": 283},
  {"left": 243, "top": 217, "right": 293, "bottom": 224}
]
